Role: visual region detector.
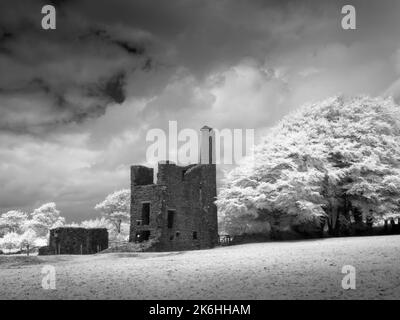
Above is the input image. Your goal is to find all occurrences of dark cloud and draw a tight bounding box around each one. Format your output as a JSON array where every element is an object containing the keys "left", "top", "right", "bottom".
[
  {"left": 0, "top": 1, "right": 154, "bottom": 135},
  {"left": 80, "top": 28, "right": 146, "bottom": 56},
  {"left": 98, "top": 72, "right": 126, "bottom": 104},
  {"left": 0, "top": 70, "right": 128, "bottom": 133}
]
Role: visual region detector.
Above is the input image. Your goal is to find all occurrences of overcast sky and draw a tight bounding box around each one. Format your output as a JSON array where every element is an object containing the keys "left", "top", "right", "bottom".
[{"left": 1, "top": 0, "right": 400, "bottom": 222}]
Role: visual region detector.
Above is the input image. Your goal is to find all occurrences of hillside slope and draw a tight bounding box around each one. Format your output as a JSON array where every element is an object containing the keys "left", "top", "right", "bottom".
[{"left": 0, "top": 235, "right": 399, "bottom": 299}]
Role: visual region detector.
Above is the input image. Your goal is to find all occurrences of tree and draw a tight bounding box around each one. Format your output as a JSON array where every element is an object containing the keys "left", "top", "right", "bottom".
[
  {"left": 80, "top": 217, "right": 112, "bottom": 229},
  {"left": 0, "top": 210, "right": 28, "bottom": 234},
  {"left": 29, "top": 202, "right": 65, "bottom": 237},
  {"left": 95, "top": 189, "right": 130, "bottom": 234},
  {"left": 217, "top": 96, "right": 400, "bottom": 236},
  {"left": 0, "top": 232, "right": 21, "bottom": 253},
  {"left": 20, "top": 229, "right": 37, "bottom": 256}
]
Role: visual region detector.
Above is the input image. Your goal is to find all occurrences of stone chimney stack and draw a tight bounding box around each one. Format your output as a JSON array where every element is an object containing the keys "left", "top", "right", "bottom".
[{"left": 199, "top": 125, "right": 215, "bottom": 164}]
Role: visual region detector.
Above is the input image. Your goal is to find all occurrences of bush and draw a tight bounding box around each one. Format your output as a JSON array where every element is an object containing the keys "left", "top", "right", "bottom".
[{"left": 0, "top": 232, "right": 21, "bottom": 254}]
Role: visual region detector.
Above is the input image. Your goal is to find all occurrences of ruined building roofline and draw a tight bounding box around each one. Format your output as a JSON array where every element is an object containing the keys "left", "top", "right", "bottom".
[
  {"left": 51, "top": 227, "right": 108, "bottom": 231},
  {"left": 131, "top": 161, "right": 215, "bottom": 171},
  {"left": 131, "top": 162, "right": 215, "bottom": 187},
  {"left": 131, "top": 125, "right": 215, "bottom": 187}
]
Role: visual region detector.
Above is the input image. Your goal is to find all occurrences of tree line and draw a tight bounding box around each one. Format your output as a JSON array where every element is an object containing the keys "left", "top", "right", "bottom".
[
  {"left": 217, "top": 96, "right": 400, "bottom": 238},
  {"left": 0, "top": 189, "right": 130, "bottom": 255}
]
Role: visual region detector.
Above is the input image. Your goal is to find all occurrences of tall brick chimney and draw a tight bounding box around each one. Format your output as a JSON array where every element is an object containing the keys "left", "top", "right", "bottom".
[{"left": 199, "top": 125, "right": 215, "bottom": 164}]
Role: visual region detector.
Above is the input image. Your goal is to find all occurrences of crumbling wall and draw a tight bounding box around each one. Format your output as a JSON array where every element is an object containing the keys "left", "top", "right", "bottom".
[
  {"left": 129, "top": 183, "right": 165, "bottom": 245},
  {"left": 129, "top": 164, "right": 166, "bottom": 246},
  {"left": 129, "top": 162, "right": 218, "bottom": 252},
  {"left": 131, "top": 165, "right": 153, "bottom": 185},
  {"left": 39, "top": 227, "right": 108, "bottom": 255}
]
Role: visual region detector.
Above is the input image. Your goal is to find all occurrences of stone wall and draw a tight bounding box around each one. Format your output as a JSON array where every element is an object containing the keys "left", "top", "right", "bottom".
[
  {"left": 39, "top": 227, "right": 108, "bottom": 255},
  {"left": 129, "top": 183, "right": 166, "bottom": 245},
  {"left": 129, "top": 161, "right": 218, "bottom": 251}
]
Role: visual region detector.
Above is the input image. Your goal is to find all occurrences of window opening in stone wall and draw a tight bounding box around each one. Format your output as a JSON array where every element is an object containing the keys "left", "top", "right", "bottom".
[
  {"left": 136, "top": 230, "right": 150, "bottom": 243},
  {"left": 142, "top": 202, "right": 150, "bottom": 225},
  {"left": 167, "top": 210, "right": 175, "bottom": 228}
]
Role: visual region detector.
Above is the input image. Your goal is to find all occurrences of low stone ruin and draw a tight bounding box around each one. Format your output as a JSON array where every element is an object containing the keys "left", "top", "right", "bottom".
[{"left": 39, "top": 227, "right": 108, "bottom": 255}]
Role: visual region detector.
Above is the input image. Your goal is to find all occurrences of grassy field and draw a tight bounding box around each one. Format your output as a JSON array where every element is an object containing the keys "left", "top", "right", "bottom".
[{"left": 0, "top": 235, "right": 399, "bottom": 299}]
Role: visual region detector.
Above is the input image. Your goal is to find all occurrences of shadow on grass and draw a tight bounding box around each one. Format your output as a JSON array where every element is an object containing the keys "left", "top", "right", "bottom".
[
  {"left": 0, "top": 255, "right": 43, "bottom": 268},
  {"left": 114, "top": 251, "right": 186, "bottom": 259},
  {"left": 0, "top": 254, "right": 78, "bottom": 268}
]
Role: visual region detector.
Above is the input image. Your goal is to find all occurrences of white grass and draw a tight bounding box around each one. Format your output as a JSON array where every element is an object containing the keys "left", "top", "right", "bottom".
[{"left": 0, "top": 235, "right": 399, "bottom": 299}]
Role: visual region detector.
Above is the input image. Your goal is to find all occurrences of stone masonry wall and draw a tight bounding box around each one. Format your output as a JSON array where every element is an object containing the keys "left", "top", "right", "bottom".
[
  {"left": 39, "top": 227, "right": 108, "bottom": 255},
  {"left": 129, "top": 183, "right": 166, "bottom": 244},
  {"left": 129, "top": 162, "right": 218, "bottom": 252}
]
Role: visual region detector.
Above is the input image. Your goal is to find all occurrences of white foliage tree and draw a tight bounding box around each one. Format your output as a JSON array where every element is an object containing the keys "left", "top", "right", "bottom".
[
  {"left": 0, "top": 232, "right": 21, "bottom": 253},
  {"left": 217, "top": 96, "right": 400, "bottom": 236},
  {"left": 19, "top": 229, "right": 37, "bottom": 256},
  {"left": 80, "top": 217, "right": 112, "bottom": 229},
  {"left": 0, "top": 210, "right": 28, "bottom": 234},
  {"left": 95, "top": 189, "right": 130, "bottom": 235},
  {"left": 29, "top": 202, "right": 65, "bottom": 237}
]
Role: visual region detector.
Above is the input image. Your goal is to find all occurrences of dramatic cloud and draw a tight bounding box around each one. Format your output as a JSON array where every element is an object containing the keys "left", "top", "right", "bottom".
[
  {"left": 1, "top": 0, "right": 400, "bottom": 221},
  {"left": 0, "top": 1, "right": 152, "bottom": 135}
]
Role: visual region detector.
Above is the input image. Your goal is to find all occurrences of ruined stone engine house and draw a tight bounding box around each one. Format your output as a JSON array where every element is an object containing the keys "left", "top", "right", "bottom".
[{"left": 129, "top": 126, "right": 219, "bottom": 251}]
